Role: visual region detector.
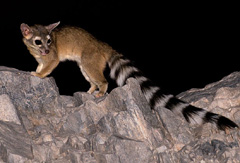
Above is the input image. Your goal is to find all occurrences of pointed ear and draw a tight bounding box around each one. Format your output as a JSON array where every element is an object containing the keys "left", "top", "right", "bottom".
[
  {"left": 20, "top": 23, "right": 33, "bottom": 39},
  {"left": 45, "top": 21, "right": 60, "bottom": 33}
]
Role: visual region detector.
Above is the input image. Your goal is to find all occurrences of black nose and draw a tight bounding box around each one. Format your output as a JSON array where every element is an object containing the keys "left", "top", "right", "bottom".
[{"left": 45, "top": 50, "right": 50, "bottom": 54}]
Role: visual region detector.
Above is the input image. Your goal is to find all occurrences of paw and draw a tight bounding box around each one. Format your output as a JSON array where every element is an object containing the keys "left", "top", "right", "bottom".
[
  {"left": 31, "top": 71, "right": 38, "bottom": 76},
  {"left": 31, "top": 72, "right": 44, "bottom": 78},
  {"left": 87, "top": 90, "right": 104, "bottom": 98},
  {"left": 95, "top": 92, "right": 105, "bottom": 98},
  {"left": 87, "top": 90, "right": 94, "bottom": 94},
  {"left": 87, "top": 86, "right": 97, "bottom": 94}
]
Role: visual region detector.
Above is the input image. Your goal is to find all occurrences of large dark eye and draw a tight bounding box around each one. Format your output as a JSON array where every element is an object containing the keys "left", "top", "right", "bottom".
[
  {"left": 35, "top": 40, "right": 42, "bottom": 45},
  {"left": 47, "top": 39, "right": 51, "bottom": 44}
]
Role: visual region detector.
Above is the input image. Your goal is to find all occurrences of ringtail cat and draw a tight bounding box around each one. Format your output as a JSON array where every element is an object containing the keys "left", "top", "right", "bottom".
[{"left": 20, "top": 22, "right": 238, "bottom": 130}]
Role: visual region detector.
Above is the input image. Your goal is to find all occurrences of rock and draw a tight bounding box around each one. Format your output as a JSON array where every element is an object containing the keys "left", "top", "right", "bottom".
[
  {"left": 0, "top": 121, "right": 33, "bottom": 162},
  {"left": 0, "top": 66, "right": 240, "bottom": 162},
  {"left": 177, "top": 71, "right": 240, "bottom": 104},
  {"left": 178, "top": 72, "right": 240, "bottom": 128},
  {"left": 0, "top": 94, "right": 21, "bottom": 125}
]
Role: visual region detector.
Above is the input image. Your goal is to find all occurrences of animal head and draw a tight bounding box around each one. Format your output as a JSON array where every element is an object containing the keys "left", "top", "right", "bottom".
[{"left": 20, "top": 22, "right": 60, "bottom": 55}]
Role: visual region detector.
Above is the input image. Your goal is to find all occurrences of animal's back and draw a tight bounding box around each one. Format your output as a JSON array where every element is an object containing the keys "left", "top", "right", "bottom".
[{"left": 53, "top": 26, "right": 113, "bottom": 62}]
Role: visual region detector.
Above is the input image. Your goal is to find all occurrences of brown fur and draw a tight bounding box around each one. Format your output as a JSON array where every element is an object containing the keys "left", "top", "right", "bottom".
[{"left": 21, "top": 22, "right": 114, "bottom": 97}]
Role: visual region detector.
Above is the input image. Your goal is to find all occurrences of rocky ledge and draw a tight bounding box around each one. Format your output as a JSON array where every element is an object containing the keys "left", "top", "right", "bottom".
[{"left": 0, "top": 66, "right": 240, "bottom": 163}]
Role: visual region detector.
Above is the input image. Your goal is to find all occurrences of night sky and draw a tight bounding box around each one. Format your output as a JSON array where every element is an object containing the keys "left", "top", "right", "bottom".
[{"left": 0, "top": 1, "right": 238, "bottom": 96}]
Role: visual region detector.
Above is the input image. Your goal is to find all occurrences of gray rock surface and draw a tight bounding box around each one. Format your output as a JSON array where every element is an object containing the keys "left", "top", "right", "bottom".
[{"left": 0, "top": 66, "right": 239, "bottom": 163}]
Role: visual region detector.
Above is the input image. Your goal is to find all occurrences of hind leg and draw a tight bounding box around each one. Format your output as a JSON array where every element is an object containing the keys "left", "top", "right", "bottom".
[
  {"left": 79, "top": 65, "right": 98, "bottom": 94},
  {"left": 83, "top": 68, "right": 108, "bottom": 97},
  {"left": 79, "top": 56, "right": 108, "bottom": 97},
  {"left": 87, "top": 82, "right": 97, "bottom": 94},
  {"left": 83, "top": 69, "right": 108, "bottom": 97},
  {"left": 94, "top": 79, "right": 108, "bottom": 97}
]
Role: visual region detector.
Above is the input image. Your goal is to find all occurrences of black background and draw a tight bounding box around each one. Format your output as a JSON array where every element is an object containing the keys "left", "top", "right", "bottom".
[{"left": 0, "top": 1, "right": 239, "bottom": 95}]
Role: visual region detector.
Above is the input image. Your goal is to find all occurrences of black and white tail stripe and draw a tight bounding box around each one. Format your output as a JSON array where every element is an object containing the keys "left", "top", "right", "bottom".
[{"left": 108, "top": 53, "right": 239, "bottom": 130}]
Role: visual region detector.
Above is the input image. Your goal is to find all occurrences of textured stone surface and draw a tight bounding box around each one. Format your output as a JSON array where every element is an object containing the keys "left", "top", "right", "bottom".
[
  {"left": 0, "top": 94, "right": 21, "bottom": 125},
  {"left": 0, "top": 66, "right": 240, "bottom": 162}
]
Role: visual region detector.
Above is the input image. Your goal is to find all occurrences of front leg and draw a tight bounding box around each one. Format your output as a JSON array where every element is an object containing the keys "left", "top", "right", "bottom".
[
  {"left": 36, "top": 63, "right": 44, "bottom": 73},
  {"left": 31, "top": 60, "right": 59, "bottom": 78}
]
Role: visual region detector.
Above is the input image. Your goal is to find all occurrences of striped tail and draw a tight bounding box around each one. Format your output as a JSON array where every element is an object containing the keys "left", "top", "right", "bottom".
[{"left": 108, "top": 53, "right": 238, "bottom": 130}]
